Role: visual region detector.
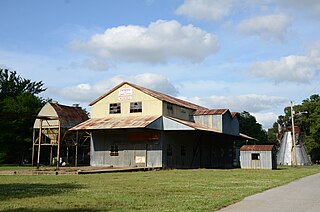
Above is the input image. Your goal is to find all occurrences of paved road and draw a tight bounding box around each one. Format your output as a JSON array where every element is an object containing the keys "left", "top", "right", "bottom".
[{"left": 219, "top": 173, "right": 320, "bottom": 212}]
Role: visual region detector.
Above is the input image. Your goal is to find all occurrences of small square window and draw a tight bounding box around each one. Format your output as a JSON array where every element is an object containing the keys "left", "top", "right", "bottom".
[
  {"left": 130, "top": 102, "right": 142, "bottom": 113},
  {"left": 110, "top": 145, "right": 119, "bottom": 156},
  {"left": 110, "top": 103, "right": 121, "bottom": 114},
  {"left": 167, "top": 103, "right": 173, "bottom": 111},
  {"left": 252, "top": 153, "right": 260, "bottom": 160}
]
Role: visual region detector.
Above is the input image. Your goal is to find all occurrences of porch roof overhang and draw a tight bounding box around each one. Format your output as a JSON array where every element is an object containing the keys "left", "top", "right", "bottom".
[
  {"left": 70, "top": 115, "right": 254, "bottom": 141},
  {"left": 69, "top": 115, "right": 161, "bottom": 130}
]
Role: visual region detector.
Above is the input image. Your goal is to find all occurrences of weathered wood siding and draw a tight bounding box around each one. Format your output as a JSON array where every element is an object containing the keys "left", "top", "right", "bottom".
[
  {"left": 90, "top": 129, "right": 162, "bottom": 167},
  {"left": 240, "top": 150, "right": 276, "bottom": 169}
]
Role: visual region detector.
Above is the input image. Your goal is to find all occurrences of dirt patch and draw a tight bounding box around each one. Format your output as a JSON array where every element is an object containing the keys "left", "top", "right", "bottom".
[{"left": 0, "top": 166, "right": 161, "bottom": 175}]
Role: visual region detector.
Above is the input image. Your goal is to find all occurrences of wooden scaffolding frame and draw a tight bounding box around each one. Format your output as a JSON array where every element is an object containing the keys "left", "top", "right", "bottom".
[{"left": 32, "top": 116, "right": 90, "bottom": 169}]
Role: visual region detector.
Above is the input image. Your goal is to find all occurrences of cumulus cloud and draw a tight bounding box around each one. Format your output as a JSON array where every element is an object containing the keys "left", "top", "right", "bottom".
[
  {"left": 51, "top": 73, "right": 179, "bottom": 103},
  {"left": 181, "top": 94, "right": 288, "bottom": 113},
  {"left": 249, "top": 43, "right": 320, "bottom": 83},
  {"left": 175, "top": 0, "right": 234, "bottom": 21},
  {"left": 70, "top": 20, "right": 218, "bottom": 67},
  {"left": 251, "top": 112, "right": 279, "bottom": 129},
  {"left": 277, "top": 0, "right": 320, "bottom": 18},
  {"left": 237, "top": 14, "right": 292, "bottom": 42}
]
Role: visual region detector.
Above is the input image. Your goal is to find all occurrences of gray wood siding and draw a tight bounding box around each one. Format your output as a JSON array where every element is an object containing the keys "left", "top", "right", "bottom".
[
  {"left": 90, "top": 130, "right": 162, "bottom": 167},
  {"left": 240, "top": 150, "right": 274, "bottom": 169}
]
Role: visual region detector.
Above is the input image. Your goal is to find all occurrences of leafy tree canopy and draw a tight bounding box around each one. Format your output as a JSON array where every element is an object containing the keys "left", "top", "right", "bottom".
[
  {"left": 268, "top": 94, "right": 320, "bottom": 162},
  {"left": 238, "top": 111, "right": 269, "bottom": 147},
  {"left": 0, "top": 69, "right": 46, "bottom": 164},
  {"left": 0, "top": 69, "right": 45, "bottom": 100}
]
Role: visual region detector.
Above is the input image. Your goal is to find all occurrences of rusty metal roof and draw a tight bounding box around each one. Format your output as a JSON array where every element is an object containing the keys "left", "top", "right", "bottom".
[
  {"left": 193, "top": 109, "right": 229, "bottom": 116},
  {"left": 89, "top": 82, "right": 208, "bottom": 111},
  {"left": 70, "top": 115, "right": 160, "bottom": 130},
  {"left": 240, "top": 145, "right": 274, "bottom": 151},
  {"left": 50, "top": 103, "right": 89, "bottom": 128},
  {"left": 231, "top": 112, "right": 239, "bottom": 118}
]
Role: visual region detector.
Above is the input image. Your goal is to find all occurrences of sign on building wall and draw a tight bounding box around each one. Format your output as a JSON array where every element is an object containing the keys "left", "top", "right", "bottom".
[
  {"left": 118, "top": 88, "right": 133, "bottom": 100},
  {"left": 135, "top": 156, "right": 146, "bottom": 164}
]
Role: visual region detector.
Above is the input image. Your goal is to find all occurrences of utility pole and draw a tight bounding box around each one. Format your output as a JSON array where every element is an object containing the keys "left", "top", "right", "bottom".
[{"left": 290, "top": 101, "right": 297, "bottom": 166}]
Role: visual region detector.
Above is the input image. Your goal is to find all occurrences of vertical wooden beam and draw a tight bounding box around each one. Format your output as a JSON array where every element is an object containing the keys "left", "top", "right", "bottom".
[
  {"left": 37, "top": 119, "right": 43, "bottom": 169},
  {"left": 50, "top": 146, "right": 53, "bottom": 166},
  {"left": 32, "top": 128, "right": 35, "bottom": 166},
  {"left": 56, "top": 119, "right": 61, "bottom": 170},
  {"left": 74, "top": 131, "right": 79, "bottom": 166}
]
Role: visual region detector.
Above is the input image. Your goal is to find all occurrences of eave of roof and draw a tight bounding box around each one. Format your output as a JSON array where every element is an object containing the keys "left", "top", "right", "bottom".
[
  {"left": 89, "top": 82, "right": 208, "bottom": 111},
  {"left": 240, "top": 145, "right": 274, "bottom": 151},
  {"left": 193, "top": 109, "right": 229, "bottom": 116},
  {"left": 70, "top": 115, "right": 160, "bottom": 131}
]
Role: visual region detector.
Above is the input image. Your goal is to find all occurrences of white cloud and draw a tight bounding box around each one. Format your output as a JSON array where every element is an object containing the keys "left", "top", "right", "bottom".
[
  {"left": 50, "top": 73, "right": 179, "bottom": 103},
  {"left": 252, "top": 112, "right": 278, "bottom": 129},
  {"left": 277, "top": 0, "right": 320, "bottom": 18},
  {"left": 175, "top": 0, "right": 234, "bottom": 21},
  {"left": 249, "top": 43, "right": 320, "bottom": 83},
  {"left": 180, "top": 94, "right": 288, "bottom": 113},
  {"left": 70, "top": 20, "right": 219, "bottom": 67},
  {"left": 237, "top": 14, "right": 292, "bottom": 42}
]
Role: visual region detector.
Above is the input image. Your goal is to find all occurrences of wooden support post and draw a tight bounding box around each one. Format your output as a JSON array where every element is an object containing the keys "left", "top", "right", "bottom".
[
  {"left": 32, "top": 129, "right": 35, "bottom": 166},
  {"left": 291, "top": 101, "right": 297, "bottom": 166},
  {"left": 50, "top": 146, "right": 53, "bottom": 165},
  {"left": 75, "top": 131, "right": 79, "bottom": 167},
  {"left": 37, "top": 120, "right": 43, "bottom": 169},
  {"left": 66, "top": 146, "right": 69, "bottom": 165},
  {"left": 56, "top": 119, "right": 61, "bottom": 170}
]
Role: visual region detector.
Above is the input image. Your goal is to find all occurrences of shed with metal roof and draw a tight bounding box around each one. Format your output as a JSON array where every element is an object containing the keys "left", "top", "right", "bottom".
[
  {"left": 240, "top": 145, "right": 277, "bottom": 170},
  {"left": 32, "top": 102, "right": 89, "bottom": 168}
]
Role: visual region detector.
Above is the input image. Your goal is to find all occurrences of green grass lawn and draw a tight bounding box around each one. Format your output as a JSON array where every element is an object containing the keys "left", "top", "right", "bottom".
[{"left": 0, "top": 166, "right": 319, "bottom": 211}]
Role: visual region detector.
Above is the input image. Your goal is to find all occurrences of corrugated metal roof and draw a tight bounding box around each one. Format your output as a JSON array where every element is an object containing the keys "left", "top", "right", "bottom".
[
  {"left": 193, "top": 109, "right": 229, "bottom": 116},
  {"left": 50, "top": 103, "right": 89, "bottom": 128},
  {"left": 70, "top": 115, "right": 160, "bottom": 130},
  {"left": 240, "top": 145, "right": 274, "bottom": 151},
  {"left": 89, "top": 82, "right": 208, "bottom": 111},
  {"left": 231, "top": 112, "right": 239, "bottom": 118}
]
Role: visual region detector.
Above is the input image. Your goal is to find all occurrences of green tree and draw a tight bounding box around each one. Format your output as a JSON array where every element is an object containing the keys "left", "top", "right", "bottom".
[
  {"left": 0, "top": 69, "right": 46, "bottom": 164},
  {"left": 238, "top": 111, "right": 269, "bottom": 146},
  {"left": 269, "top": 94, "right": 320, "bottom": 162}
]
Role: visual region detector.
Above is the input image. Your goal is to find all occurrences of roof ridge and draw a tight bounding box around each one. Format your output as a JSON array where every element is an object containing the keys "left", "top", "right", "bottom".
[{"left": 89, "top": 81, "right": 208, "bottom": 111}]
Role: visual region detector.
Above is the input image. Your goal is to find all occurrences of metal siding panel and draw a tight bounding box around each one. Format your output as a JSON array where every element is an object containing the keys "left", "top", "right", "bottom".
[{"left": 163, "top": 116, "right": 195, "bottom": 130}]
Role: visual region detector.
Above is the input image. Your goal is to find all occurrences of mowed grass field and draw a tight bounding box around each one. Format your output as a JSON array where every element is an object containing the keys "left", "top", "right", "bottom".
[{"left": 0, "top": 166, "right": 319, "bottom": 211}]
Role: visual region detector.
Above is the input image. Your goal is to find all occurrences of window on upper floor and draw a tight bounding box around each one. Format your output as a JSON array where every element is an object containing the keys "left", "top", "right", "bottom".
[
  {"left": 109, "top": 103, "right": 121, "bottom": 114},
  {"left": 167, "top": 103, "right": 173, "bottom": 111},
  {"left": 130, "top": 102, "right": 142, "bottom": 113}
]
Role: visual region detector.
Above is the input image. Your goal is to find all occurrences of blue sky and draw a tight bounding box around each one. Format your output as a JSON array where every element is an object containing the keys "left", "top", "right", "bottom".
[{"left": 1, "top": 0, "right": 320, "bottom": 129}]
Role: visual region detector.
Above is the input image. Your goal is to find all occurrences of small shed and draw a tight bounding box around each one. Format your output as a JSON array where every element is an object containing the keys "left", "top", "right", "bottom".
[
  {"left": 32, "top": 102, "right": 89, "bottom": 168},
  {"left": 240, "top": 145, "right": 277, "bottom": 170}
]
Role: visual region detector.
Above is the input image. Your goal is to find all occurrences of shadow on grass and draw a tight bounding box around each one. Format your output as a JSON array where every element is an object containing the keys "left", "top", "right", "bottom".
[{"left": 0, "top": 183, "right": 82, "bottom": 201}]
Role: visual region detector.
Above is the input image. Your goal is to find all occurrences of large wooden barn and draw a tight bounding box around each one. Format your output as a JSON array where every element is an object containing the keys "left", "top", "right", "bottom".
[{"left": 71, "top": 82, "right": 252, "bottom": 169}]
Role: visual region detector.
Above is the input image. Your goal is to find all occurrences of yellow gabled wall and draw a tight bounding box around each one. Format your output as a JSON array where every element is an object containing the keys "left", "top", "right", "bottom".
[{"left": 91, "top": 83, "right": 163, "bottom": 118}]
